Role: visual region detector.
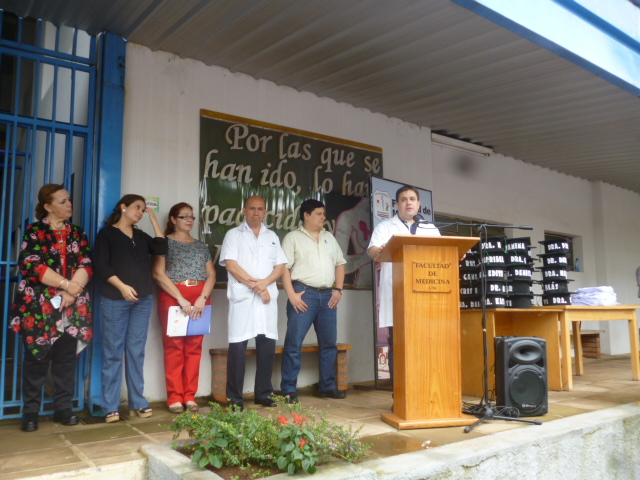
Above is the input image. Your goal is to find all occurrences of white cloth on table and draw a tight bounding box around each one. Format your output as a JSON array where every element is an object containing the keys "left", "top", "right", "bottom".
[{"left": 570, "top": 286, "right": 618, "bottom": 306}]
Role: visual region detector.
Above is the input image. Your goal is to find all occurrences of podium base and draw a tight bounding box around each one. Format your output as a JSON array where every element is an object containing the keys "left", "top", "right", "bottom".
[{"left": 380, "top": 412, "right": 476, "bottom": 430}]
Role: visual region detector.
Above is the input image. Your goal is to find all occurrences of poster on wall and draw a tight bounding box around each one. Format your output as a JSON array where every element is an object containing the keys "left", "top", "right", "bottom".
[
  {"left": 199, "top": 109, "right": 383, "bottom": 288},
  {"left": 369, "top": 177, "right": 434, "bottom": 385}
]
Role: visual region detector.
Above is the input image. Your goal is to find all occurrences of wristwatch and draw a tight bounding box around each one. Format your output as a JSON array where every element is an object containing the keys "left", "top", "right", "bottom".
[{"left": 333, "top": 288, "right": 343, "bottom": 294}]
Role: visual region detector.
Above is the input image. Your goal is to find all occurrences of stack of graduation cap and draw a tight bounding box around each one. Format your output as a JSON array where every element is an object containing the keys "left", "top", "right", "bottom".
[
  {"left": 505, "top": 237, "right": 535, "bottom": 308},
  {"left": 479, "top": 235, "right": 507, "bottom": 308},
  {"left": 538, "top": 238, "right": 573, "bottom": 306},
  {"left": 459, "top": 244, "right": 482, "bottom": 309}
]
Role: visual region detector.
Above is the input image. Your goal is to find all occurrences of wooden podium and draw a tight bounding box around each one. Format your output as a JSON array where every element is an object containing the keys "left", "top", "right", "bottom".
[{"left": 378, "top": 234, "right": 480, "bottom": 429}]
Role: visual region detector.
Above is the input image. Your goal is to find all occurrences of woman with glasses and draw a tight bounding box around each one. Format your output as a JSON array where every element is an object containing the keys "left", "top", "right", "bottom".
[
  {"left": 153, "top": 202, "right": 215, "bottom": 413},
  {"left": 94, "top": 194, "right": 167, "bottom": 423}
]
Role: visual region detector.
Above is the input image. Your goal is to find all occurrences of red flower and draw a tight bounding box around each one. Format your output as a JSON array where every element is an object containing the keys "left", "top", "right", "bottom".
[
  {"left": 50, "top": 327, "right": 58, "bottom": 335},
  {"left": 19, "top": 305, "right": 27, "bottom": 313},
  {"left": 293, "top": 413, "right": 307, "bottom": 425},
  {"left": 278, "top": 416, "right": 288, "bottom": 425},
  {"left": 24, "top": 294, "right": 34, "bottom": 304},
  {"left": 42, "top": 302, "right": 54, "bottom": 315},
  {"left": 66, "top": 307, "right": 73, "bottom": 317},
  {"left": 26, "top": 336, "right": 34, "bottom": 344},
  {"left": 38, "top": 322, "right": 44, "bottom": 328},
  {"left": 299, "top": 439, "right": 307, "bottom": 449},
  {"left": 36, "top": 230, "right": 45, "bottom": 240},
  {"left": 78, "top": 304, "right": 88, "bottom": 316},
  {"left": 12, "top": 324, "right": 21, "bottom": 333},
  {"left": 83, "top": 329, "right": 93, "bottom": 341},
  {"left": 24, "top": 316, "right": 35, "bottom": 329},
  {"left": 42, "top": 245, "right": 48, "bottom": 254}
]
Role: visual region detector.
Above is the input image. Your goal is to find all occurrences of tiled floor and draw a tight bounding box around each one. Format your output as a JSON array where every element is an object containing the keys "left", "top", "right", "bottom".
[{"left": 2, "top": 355, "right": 640, "bottom": 479}]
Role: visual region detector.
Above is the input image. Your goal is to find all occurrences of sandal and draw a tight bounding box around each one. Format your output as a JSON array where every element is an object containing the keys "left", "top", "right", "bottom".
[
  {"left": 185, "top": 401, "right": 198, "bottom": 413},
  {"left": 105, "top": 411, "right": 120, "bottom": 423},
  {"left": 129, "top": 407, "right": 153, "bottom": 418},
  {"left": 168, "top": 402, "right": 184, "bottom": 414}
]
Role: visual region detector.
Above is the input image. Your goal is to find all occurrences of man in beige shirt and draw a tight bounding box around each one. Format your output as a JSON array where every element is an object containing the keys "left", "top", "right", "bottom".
[{"left": 280, "top": 199, "right": 346, "bottom": 403}]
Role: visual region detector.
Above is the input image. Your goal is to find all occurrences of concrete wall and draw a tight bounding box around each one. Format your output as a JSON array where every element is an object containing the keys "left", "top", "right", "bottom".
[
  {"left": 143, "top": 403, "right": 640, "bottom": 480},
  {"left": 121, "top": 43, "right": 640, "bottom": 403},
  {"left": 366, "top": 403, "right": 640, "bottom": 479}
]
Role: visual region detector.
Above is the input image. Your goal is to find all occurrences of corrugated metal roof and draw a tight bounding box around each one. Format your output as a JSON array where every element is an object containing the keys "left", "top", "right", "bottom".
[{"left": 4, "top": 0, "right": 639, "bottom": 192}]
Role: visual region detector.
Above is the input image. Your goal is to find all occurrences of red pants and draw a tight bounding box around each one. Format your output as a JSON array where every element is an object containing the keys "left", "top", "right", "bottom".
[{"left": 157, "top": 285, "right": 210, "bottom": 405}]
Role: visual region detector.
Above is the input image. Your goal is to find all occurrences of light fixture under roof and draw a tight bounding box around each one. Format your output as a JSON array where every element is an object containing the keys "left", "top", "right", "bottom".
[{"left": 431, "top": 133, "right": 493, "bottom": 157}]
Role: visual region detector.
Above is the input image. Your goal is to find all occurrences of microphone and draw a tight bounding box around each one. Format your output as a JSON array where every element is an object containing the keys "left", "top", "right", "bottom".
[{"left": 410, "top": 214, "right": 424, "bottom": 235}]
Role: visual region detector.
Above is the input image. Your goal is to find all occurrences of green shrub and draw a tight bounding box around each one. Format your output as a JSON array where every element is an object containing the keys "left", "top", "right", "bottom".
[{"left": 168, "top": 396, "right": 370, "bottom": 475}]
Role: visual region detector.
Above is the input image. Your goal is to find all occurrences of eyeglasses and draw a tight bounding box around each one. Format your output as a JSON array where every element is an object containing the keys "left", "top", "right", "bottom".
[{"left": 176, "top": 215, "right": 196, "bottom": 220}]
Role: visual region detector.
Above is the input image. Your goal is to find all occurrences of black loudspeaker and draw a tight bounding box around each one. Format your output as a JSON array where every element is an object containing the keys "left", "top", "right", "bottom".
[{"left": 495, "top": 336, "right": 548, "bottom": 416}]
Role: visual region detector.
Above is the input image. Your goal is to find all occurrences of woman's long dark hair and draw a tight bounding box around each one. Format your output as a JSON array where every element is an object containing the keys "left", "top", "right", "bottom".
[
  {"left": 164, "top": 202, "right": 193, "bottom": 235},
  {"left": 104, "top": 194, "right": 146, "bottom": 226},
  {"left": 35, "top": 184, "right": 66, "bottom": 220}
]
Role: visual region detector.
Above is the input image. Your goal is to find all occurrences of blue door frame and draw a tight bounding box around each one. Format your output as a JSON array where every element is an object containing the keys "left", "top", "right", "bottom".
[{"left": 0, "top": 10, "right": 125, "bottom": 419}]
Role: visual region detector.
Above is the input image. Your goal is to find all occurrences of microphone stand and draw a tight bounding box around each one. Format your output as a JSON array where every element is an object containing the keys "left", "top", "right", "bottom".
[{"left": 435, "top": 221, "right": 541, "bottom": 433}]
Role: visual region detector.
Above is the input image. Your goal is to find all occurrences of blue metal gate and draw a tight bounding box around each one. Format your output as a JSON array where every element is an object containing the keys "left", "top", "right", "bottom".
[{"left": 0, "top": 11, "right": 97, "bottom": 419}]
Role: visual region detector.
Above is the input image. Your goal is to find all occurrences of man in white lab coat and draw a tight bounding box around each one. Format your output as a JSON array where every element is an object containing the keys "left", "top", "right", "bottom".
[
  {"left": 219, "top": 196, "right": 288, "bottom": 409},
  {"left": 367, "top": 185, "right": 440, "bottom": 385}
]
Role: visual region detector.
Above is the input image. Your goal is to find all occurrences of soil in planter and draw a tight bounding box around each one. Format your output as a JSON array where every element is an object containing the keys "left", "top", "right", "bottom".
[
  {"left": 211, "top": 464, "right": 279, "bottom": 480},
  {"left": 177, "top": 446, "right": 285, "bottom": 479}
]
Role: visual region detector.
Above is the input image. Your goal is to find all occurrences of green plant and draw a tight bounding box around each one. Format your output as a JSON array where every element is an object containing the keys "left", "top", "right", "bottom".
[
  {"left": 276, "top": 412, "right": 318, "bottom": 474},
  {"left": 168, "top": 396, "right": 370, "bottom": 475}
]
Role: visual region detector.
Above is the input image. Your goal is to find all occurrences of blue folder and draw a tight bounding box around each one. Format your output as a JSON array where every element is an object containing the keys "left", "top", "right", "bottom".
[{"left": 186, "top": 305, "right": 212, "bottom": 336}]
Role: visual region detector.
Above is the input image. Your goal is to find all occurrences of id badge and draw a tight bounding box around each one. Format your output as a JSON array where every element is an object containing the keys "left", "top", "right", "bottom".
[{"left": 51, "top": 295, "right": 62, "bottom": 309}]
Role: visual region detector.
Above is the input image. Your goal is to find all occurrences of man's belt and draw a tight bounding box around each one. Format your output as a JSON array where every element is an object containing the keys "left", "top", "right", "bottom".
[
  {"left": 175, "top": 279, "right": 201, "bottom": 286},
  {"left": 292, "top": 281, "right": 332, "bottom": 292}
]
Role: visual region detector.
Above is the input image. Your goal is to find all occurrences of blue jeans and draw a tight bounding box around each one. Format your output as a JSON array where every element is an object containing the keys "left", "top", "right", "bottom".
[
  {"left": 100, "top": 295, "right": 153, "bottom": 413},
  {"left": 281, "top": 285, "right": 338, "bottom": 394}
]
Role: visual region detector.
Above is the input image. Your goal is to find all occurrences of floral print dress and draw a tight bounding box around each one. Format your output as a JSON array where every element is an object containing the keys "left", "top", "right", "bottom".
[{"left": 9, "top": 218, "right": 93, "bottom": 360}]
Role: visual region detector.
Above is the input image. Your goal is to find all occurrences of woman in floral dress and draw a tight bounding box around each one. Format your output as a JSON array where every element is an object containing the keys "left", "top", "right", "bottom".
[{"left": 10, "top": 184, "right": 93, "bottom": 432}]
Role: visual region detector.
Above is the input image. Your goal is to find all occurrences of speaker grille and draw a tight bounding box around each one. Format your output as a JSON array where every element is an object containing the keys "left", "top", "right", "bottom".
[
  {"left": 495, "top": 336, "right": 548, "bottom": 417},
  {"left": 508, "top": 366, "right": 546, "bottom": 414}
]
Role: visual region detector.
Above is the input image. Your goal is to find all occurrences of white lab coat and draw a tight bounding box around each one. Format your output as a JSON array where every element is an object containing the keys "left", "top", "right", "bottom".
[
  {"left": 368, "top": 215, "right": 440, "bottom": 328},
  {"left": 219, "top": 223, "right": 288, "bottom": 343}
]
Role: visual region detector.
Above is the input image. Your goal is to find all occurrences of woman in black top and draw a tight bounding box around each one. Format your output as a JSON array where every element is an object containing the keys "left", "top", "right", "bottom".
[{"left": 94, "top": 194, "right": 167, "bottom": 423}]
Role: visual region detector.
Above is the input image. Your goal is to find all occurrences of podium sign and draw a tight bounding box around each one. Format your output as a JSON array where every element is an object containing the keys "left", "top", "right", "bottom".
[
  {"left": 411, "top": 261, "right": 454, "bottom": 293},
  {"left": 377, "top": 235, "right": 480, "bottom": 429}
]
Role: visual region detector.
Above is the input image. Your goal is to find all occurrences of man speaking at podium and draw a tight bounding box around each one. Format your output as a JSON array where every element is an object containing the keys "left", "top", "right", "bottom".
[{"left": 367, "top": 185, "right": 440, "bottom": 385}]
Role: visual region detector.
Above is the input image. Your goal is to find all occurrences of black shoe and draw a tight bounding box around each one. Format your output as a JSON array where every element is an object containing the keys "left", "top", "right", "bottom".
[
  {"left": 255, "top": 396, "right": 277, "bottom": 407},
  {"left": 228, "top": 401, "right": 244, "bottom": 411},
  {"left": 22, "top": 421, "right": 38, "bottom": 432},
  {"left": 318, "top": 389, "right": 346, "bottom": 399},
  {"left": 54, "top": 409, "right": 79, "bottom": 426},
  {"left": 21, "top": 413, "right": 38, "bottom": 432},
  {"left": 284, "top": 393, "right": 299, "bottom": 404}
]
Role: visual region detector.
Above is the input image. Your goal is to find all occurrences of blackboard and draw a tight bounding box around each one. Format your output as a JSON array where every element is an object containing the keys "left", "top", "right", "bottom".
[{"left": 199, "top": 109, "right": 383, "bottom": 288}]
